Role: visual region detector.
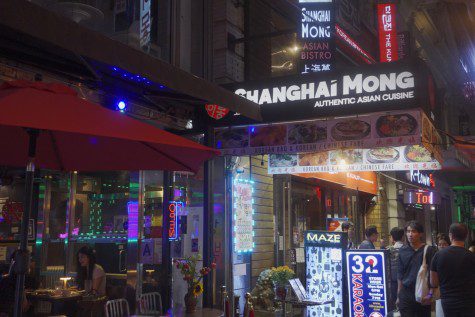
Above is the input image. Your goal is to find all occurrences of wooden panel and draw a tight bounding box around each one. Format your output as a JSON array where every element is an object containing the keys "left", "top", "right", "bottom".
[
  {"left": 252, "top": 252, "right": 274, "bottom": 261},
  {"left": 254, "top": 206, "right": 273, "bottom": 214},
  {"left": 253, "top": 236, "right": 275, "bottom": 245},
  {"left": 254, "top": 228, "right": 274, "bottom": 237},
  {"left": 253, "top": 244, "right": 275, "bottom": 253},
  {"left": 252, "top": 259, "right": 274, "bottom": 269},
  {"left": 254, "top": 220, "right": 275, "bottom": 229}
]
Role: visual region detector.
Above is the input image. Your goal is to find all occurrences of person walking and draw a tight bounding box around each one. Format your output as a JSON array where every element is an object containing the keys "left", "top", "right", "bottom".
[
  {"left": 430, "top": 223, "right": 475, "bottom": 317},
  {"left": 359, "top": 225, "right": 379, "bottom": 249},
  {"left": 397, "top": 221, "right": 436, "bottom": 317},
  {"left": 388, "top": 227, "right": 405, "bottom": 311},
  {"left": 342, "top": 221, "right": 356, "bottom": 249},
  {"left": 434, "top": 233, "right": 450, "bottom": 317}
]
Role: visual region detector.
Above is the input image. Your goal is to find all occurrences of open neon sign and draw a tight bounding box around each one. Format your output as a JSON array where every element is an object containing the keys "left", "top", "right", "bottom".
[{"left": 168, "top": 201, "right": 183, "bottom": 241}]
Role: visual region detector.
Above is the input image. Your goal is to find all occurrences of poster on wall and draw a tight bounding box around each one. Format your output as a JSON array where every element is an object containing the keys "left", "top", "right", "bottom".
[
  {"left": 268, "top": 145, "right": 441, "bottom": 174},
  {"left": 346, "top": 250, "right": 389, "bottom": 317},
  {"left": 233, "top": 179, "right": 254, "bottom": 253},
  {"left": 305, "top": 230, "right": 347, "bottom": 317},
  {"left": 298, "top": 0, "right": 335, "bottom": 74}
]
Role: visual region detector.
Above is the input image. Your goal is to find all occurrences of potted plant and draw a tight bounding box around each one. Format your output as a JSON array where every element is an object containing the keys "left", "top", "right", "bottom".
[
  {"left": 269, "top": 266, "right": 295, "bottom": 301},
  {"left": 173, "top": 255, "right": 216, "bottom": 313}
]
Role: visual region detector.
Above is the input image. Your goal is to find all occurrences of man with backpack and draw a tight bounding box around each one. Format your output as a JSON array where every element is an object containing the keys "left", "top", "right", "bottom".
[
  {"left": 397, "top": 221, "right": 437, "bottom": 317},
  {"left": 388, "top": 227, "right": 405, "bottom": 311}
]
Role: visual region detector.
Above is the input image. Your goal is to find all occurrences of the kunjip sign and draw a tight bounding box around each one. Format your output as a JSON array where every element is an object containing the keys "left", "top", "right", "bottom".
[{"left": 230, "top": 58, "right": 436, "bottom": 122}]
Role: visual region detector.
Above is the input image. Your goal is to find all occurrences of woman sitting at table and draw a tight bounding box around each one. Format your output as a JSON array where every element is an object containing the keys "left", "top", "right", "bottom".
[{"left": 76, "top": 246, "right": 106, "bottom": 296}]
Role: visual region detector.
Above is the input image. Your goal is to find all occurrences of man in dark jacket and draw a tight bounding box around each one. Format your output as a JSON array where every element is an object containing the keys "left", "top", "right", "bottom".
[
  {"left": 430, "top": 223, "right": 475, "bottom": 317},
  {"left": 359, "top": 225, "right": 379, "bottom": 249},
  {"left": 397, "top": 221, "right": 436, "bottom": 317}
]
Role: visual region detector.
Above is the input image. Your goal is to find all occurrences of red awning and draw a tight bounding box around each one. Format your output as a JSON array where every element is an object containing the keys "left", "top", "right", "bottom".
[{"left": 0, "top": 80, "right": 218, "bottom": 172}]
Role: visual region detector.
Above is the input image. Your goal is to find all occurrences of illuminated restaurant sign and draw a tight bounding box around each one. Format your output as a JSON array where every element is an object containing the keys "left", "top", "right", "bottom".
[
  {"left": 378, "top": 3, "right": 398, "bottom": 62},
  {"left": 298, "top": 0, "right": 335, "bottom": 74},
  {"left": 233, "top": 179, "right": 254, "bottom": 253},
  {"left": 407, "top": 170, "right": 435, "bottom": 188},
  {"left": 404, "top": 190, "right": 441, "bottom": 205},
  {"left": 168, "top": 201, "right": 182, "bottom": 241},
  {"left": 229, "top": 58, "right": 435, "bottom": 121}
]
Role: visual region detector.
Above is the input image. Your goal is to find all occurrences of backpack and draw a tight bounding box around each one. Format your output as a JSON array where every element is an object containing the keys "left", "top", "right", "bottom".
[{"left": 388, "top": 245, "right": 400, "bottom": 282}]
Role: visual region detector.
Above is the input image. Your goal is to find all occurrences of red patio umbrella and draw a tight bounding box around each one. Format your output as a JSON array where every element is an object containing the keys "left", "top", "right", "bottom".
[{"left": 0, "top": 80, "right": 218, "bottom": 316}]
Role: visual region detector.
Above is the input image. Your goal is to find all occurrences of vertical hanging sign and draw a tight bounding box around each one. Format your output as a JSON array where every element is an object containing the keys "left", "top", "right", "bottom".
[
  {"left": 378, "top": 3, "right": 398, "bottom": 63},
  {"left": 168, "top": 201, "right": 182, "bottom": 241},
  {"left": 298, "top": 0, "right": 335, "bottom": 74},
  {"left": 140, "top": 0, "right": 151, "bottom": 48},
  {"left": 233, "top": 179, "right": 254, "bottom": 253}
]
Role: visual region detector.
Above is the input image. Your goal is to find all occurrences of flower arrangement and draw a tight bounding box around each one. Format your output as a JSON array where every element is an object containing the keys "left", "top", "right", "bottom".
[
  {"left": 173, "top": 255, "right": 216, "bottom": 312},
  {"left": 251, "top": 269, "right": 276, "bottom": 311},
  {"left": 269, "top": 266, "right": 295, "bottom": 286}
]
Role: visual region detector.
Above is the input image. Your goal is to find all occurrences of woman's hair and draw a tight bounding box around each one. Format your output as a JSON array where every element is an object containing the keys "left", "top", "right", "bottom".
[
  {"left": 76, "top": 246, "right": 96, "bottom": 290},
  {"left": 436, "top": 233, "right": 450, "bottom": 246}
]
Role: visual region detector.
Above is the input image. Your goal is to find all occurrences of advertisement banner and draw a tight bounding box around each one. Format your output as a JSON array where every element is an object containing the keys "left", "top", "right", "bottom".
[
  {"left": 298, "top": 0, "right": 335, "bottom": 74},
  {"left": 140, "top": 0, "right": 151, "bottom": 48},
  {"left": 421, "top": 112, "right": 443, "bottom": 163},
  {"left": 378, "top": 3, "right": 398, "bottom": 62},
  {"left": 233, "top": 179, "right": 254, "bottom": 253},
  {"left": 216, "top": 109, "right": 422, "bottom": 156},
  {"left": 268, "top": 145, "right": 441, "bottom": 174},
  {"left": 326, "top": 218, "right": 349, "bottom": 232},
  {"left": 305, "top": 230, "right": 347, "bottom": 317},
  {"left": 346, "top": 250, "right": 388, "bottom": 317},
  {"left": 226, "top": 58, "right": 436, "bottom": 121}
]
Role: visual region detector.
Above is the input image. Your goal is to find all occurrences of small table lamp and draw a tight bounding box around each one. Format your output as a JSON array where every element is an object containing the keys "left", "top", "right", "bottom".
[{"left": 60, "top": 277, "right": 72, "bottom": 289}]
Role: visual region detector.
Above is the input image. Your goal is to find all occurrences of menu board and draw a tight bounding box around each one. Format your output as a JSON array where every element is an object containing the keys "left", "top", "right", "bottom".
[
  {"left": 233, "top": 180, "right": 254, "bottom": 253},
  {"left": 268, "top": 145, "right": 441, "bottom": 174},
  {"left": 346, "top": 250, "right": 388, "bottom": 317},
  {"left": 305, "top": 230, "right": 347, "bottom": 317},
  {"left": 215, "top": 109, "right": 423, "bottom": 156}
]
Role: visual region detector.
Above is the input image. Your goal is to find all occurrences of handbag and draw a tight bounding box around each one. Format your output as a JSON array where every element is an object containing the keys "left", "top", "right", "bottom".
[{"left": 415, "top": 245, "right": 439, "bottom": 303}]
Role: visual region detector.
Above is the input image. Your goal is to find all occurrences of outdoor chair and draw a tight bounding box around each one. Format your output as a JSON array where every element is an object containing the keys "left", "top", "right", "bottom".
[
  {"left": 105, "top": 298, "right": 130, "bottom": 317},
  {"left": 138, "top": 292, "right": 162, "bottom": 315}
]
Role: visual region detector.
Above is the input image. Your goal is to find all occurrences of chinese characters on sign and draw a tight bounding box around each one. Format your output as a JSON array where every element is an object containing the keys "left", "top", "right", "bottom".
[
  {"left": 346, "top": 251, "right": 388, "bottom": 317},
  {"left": 298, "top": 0, "right": 335, "bottom": 74},
  {"left": 378, "top": 4, "right": 398, "bottom": 63},
  {"left": 233, "top": 179, "right": 254, "bottom": 253}
]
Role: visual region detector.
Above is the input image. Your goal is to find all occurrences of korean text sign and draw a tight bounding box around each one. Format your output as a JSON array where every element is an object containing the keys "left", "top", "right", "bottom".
[
  {"left": 346, "top": 251, "right": 388, "bottom": 317},
  {"left": 378, "top": 3, "right": 398, "bottom": 62}
]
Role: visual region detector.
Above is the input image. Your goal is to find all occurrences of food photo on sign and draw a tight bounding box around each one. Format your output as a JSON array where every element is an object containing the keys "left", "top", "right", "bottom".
[{"left": 214, "top": 108, "right": 428, "bottom": 156}]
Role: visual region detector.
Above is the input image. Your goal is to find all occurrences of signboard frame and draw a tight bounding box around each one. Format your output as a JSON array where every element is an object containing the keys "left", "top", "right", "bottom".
[
  {"left": 304, "top": 230, "right": 348, "bottom": 317},
  {"left": 346, "top": 250, "right": 390, "bottom": 317},
  {"left": 232, "top": 178, "right": 255, "bottom": 253}
]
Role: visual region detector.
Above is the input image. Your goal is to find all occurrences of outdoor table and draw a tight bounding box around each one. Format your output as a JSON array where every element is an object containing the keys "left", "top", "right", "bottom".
[
  {"left": 274, "top": 298, "right": 333, "bottom": 317},
  {"left": 26, "top": 290, "right": 83, "bottom": 315}
]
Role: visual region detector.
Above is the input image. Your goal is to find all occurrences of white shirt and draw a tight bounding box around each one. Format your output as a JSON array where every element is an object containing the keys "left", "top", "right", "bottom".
[{"left": 84, "top": 264, "right": 106, "bottom": 296}]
